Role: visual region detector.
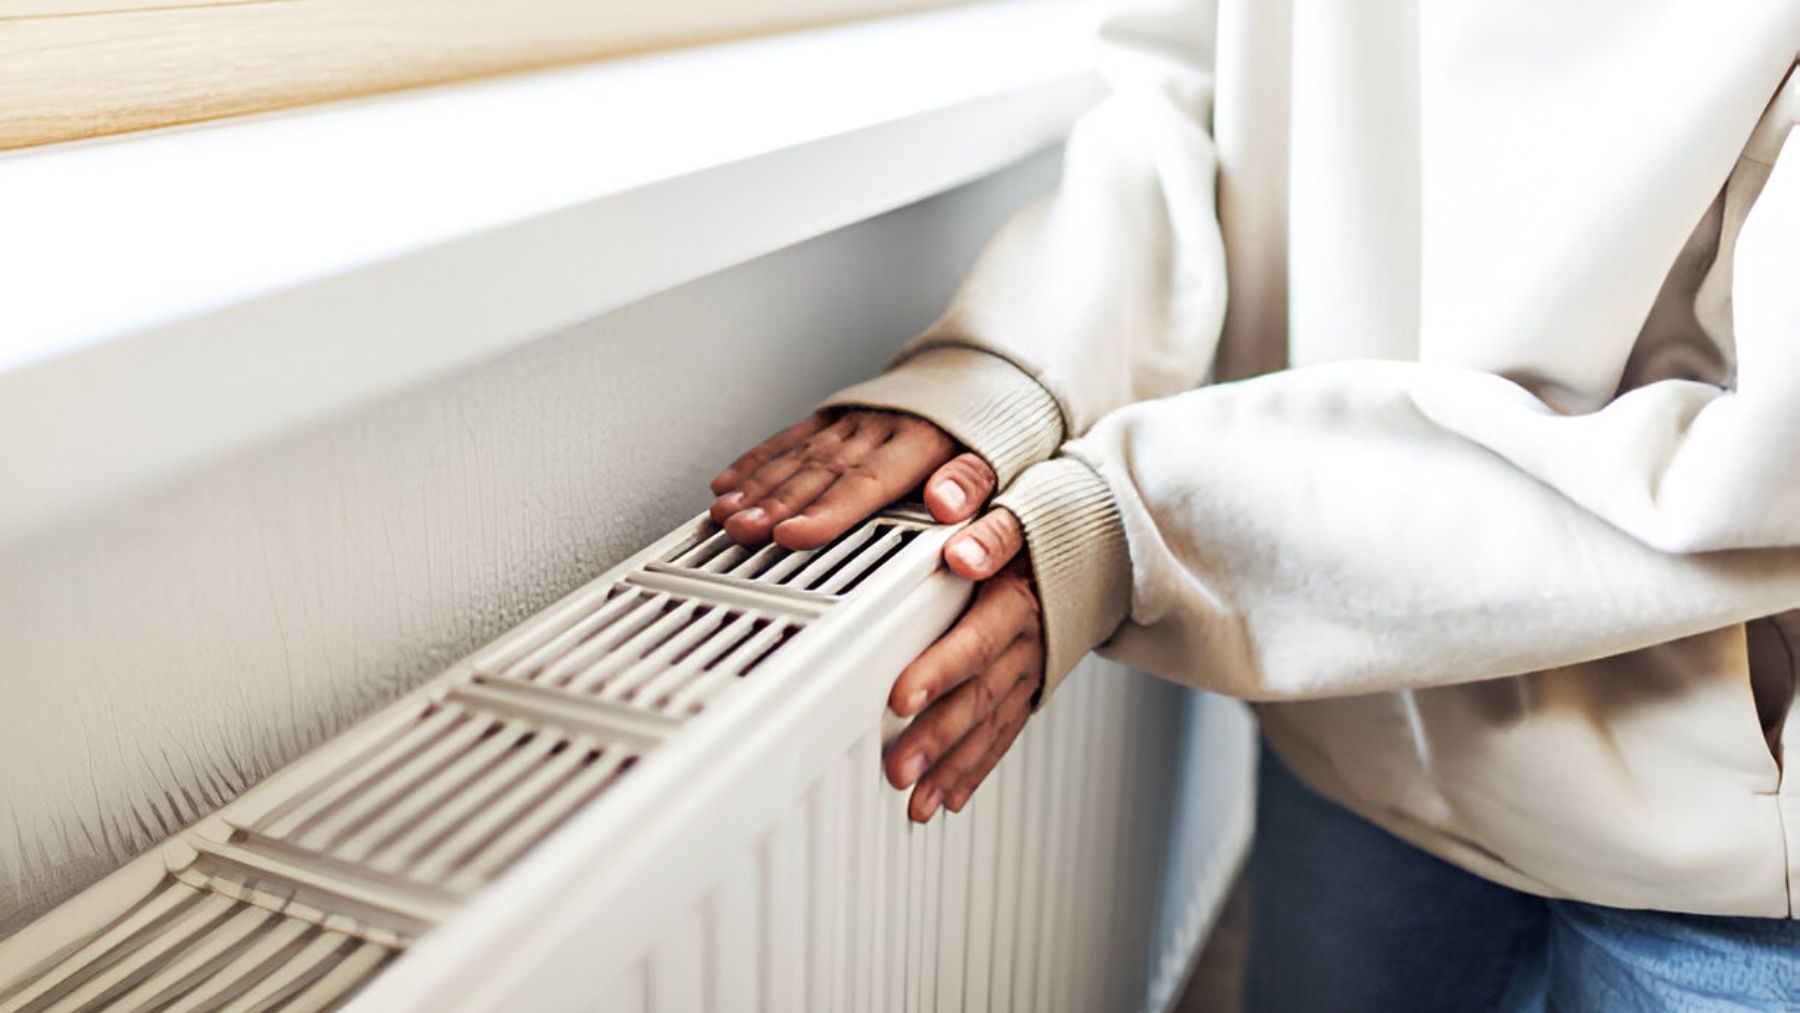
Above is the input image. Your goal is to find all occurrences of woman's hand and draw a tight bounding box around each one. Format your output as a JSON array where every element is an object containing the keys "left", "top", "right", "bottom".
[
  {"left": 883, "top": 508, "right": 1042, "bottom": 823},
  {"left": 714, "top": 410, "right": 1043, "bottom": 821},
  {"left": 710, "top": 410, "right": 995, "bottom": 548}
]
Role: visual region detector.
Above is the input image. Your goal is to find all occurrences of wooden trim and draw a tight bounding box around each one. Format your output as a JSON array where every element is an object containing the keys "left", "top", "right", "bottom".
[
  {"left": 0, "top": 1, "right": 269, "bottom": 19},
  {"left": 0, "top": 0, "right": 965, "bottom": 150}
]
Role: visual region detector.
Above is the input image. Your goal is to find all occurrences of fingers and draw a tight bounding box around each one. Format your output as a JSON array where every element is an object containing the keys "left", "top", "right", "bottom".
[
  {"left": 906, "top": 672, "right": 1039, "bottom": 823},
  {"left": 721, "top": 467, "right": 840, "bottom": 544},
  {"left": 768, "top": 473, "right": 896, "bottom": 549},
  {"left": 762, "top": 415, "right": 955, "bottom": 550},
  {"left": 710, "top": 414, "right": 829, "bottom": 496},
  {"left": 885, "top": 635, "right": 1036, "bottom": 791},
  {"left": 923, "top": 452, "right": 996, "bottom": 523},
  {"left": 711, "top": 414, "right": 871, "bottom": 537},
  {"left": 944, "top": 676, "right": 1036, "bottom": 813},
  {"left": 880, "top": 552, "right": 1044, "bottom": 823},
  {"left": 711, "top": 452, "right": 807, "bottom": 526},
  {"left": 711, "top": 414, "right": 864, "bottom": 519},
  {"left": 943, "top": 508, "right": 1025, "bottom": 581},
  {"left": 712, "top": 410, "right": 992, "bottom": 553},
  {"left": 908, "top": 718, "right": 991, "bottom": 822},
  {"left": 888, "top": 568, "right": 1040, "bottom": 718}
]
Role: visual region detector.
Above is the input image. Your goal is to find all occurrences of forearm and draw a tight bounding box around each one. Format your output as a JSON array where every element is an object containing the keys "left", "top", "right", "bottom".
[
  {"left": 1010, "top": 360, "right": 1800, "bottom": 701},
  {"left": 823, "top": 0, "right": 1227, "bottom": 476}
]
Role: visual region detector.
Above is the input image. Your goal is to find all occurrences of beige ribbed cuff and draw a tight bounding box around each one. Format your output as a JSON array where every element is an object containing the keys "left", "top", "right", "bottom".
[
  {"left": 818, "top": 346, "right": 1063, "bottom": 488},
  {"left": 993, "top": 457, "right": 1132, "bottom": 705}
]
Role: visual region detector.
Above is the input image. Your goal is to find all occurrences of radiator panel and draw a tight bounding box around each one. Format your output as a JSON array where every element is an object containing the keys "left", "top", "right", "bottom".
[
  {"left": 567, "top": 658, "right": 1235, "bottom": 1013},
  {"left": 0, "top": 510, "right": 1253, "bottom": 1012}
]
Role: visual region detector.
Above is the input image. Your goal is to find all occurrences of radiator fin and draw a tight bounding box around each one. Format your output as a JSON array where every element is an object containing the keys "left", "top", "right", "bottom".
[{"left": 588, "top": 660, "right": 1207, "bottom": 1013}]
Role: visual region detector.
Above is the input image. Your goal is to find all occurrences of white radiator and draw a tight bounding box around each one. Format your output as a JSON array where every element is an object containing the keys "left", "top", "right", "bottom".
[{"left": 0, "top": 509, "right": 1252, "bottom": 1013}]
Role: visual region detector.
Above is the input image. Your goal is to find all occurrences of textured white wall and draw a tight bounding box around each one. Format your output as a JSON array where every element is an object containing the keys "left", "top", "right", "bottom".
[{"left": 0, "top": 149, "right": 1062, "bottom": 936}]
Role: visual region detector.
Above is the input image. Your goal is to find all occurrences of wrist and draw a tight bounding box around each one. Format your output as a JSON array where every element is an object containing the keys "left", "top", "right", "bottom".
[
  {"left": 818, "top": 346, "right": 1062, "bottom": 487},
  {"left": 992, "top": 456, "right": 1131, "bottom": 703}
]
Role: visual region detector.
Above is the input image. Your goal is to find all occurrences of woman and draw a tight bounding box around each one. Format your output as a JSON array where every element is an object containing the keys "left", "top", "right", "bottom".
[{"left": 708, "top": 1, "right": 1800, "bottom": 1008}]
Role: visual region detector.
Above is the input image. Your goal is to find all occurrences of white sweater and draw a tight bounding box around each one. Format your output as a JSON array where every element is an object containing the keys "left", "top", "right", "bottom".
[{"left": 826, "top": 0, "right": 1800, "bottom": 915}]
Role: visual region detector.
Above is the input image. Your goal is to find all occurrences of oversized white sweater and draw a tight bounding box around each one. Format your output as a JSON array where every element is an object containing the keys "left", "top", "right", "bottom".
[{"left": 827, "top": 0, "right": 1800, "bottom": 915}]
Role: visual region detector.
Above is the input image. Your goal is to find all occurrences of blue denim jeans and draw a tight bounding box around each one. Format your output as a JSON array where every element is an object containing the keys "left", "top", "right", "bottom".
[{"left": 1244, "top": 745, "right": 1800, "bottom": 1012}]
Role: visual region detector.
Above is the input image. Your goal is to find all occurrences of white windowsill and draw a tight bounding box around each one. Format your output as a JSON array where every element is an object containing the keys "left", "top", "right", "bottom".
[{"left": 0, "top": 0, "right": 1098, "bottom": 540}]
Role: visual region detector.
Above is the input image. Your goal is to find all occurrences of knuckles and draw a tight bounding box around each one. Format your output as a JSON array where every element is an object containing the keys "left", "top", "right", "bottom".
[
  {"left": 967, "top": 617, "right": 1010, "bottom": 662},
  {"left": 799, "top": 445, "right": 875, "bottom": 478},
  {"left": 715, "top": 410, "right": 961, "bottom": 546},
  {"left": 892, "top": 415, "right": 956, "bottom": 454},
  {"left": 994, "top": 569, "right": 1040, "bottom": 616},
  {"left": 938, "top": 454, "right": 996, "bottom": 498},
  {"left": 911, "top": 719, "right": 952, "bottom": 761},
  {"left": 969, "top": 679, "right": 997, "bottom": 715}
]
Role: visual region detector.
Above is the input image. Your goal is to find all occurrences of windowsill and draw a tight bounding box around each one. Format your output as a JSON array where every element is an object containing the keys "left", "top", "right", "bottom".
[{"left": 0, "top": 0, "right": 1098, "bottom": 540}]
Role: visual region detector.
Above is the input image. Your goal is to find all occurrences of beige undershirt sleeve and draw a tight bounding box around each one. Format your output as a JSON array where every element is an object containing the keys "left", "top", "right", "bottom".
[
  {"left": 992, "top": 457, "right": 1132, "bottom": 702},
  {"left": 820, "top": 346, "right": 1132, "bottom": 706},
  {"left": 818, "top": 346, "right": 1064, "bottom": 489}
]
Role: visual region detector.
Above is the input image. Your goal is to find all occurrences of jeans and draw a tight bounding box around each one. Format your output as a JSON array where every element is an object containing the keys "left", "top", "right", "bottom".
[{"left": 1244, "top": 746, "right": 1800, "bottom": 1012}]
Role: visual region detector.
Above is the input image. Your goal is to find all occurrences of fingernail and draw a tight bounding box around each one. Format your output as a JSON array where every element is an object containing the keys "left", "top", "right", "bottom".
[
  {"left": 920, "top": 789, "right": 943, "bottom": 821},
  {"left": 949, "top": 538, "right": 987, "bottom": 570},
  {"left": 738, "top": 507, "right": 766, "bottom": 524},
  {"left": 935, "top": 480, "right": 967, "bottom": 513},
  {"left": 900, "top": 753, "right": 927, "bottom": 786},
  {"left": 904, "top": 688, "right": 928, "bottom": 714},
  {"left": 717, "top": 492, "right": 744, "bottom": 510}
]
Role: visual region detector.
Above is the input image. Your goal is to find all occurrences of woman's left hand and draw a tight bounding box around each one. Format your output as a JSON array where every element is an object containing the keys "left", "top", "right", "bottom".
[{"left": 883, "top": 508, "right": 1043, "bottom": 823}]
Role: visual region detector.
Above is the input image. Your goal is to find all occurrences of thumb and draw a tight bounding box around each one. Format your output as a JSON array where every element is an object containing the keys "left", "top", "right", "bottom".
[
  {"left": 944, "top": 508, "right": 1024, "bottom": 581},
  {"left": 924, "top": 452, "right": 997, "bottom": 523}
]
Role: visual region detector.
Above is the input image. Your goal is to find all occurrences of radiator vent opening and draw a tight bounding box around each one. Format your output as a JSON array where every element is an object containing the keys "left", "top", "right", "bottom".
[
  {"left": 478, "top": 587, "right": 806, "bottom": 715},
  {"left": 0, "top": 873, "right": 402, "bottom": 1013},
  {"left": 661, "top": 519, "right": 920, "bottom": 595},
  {"left": 247, "top": 704, "right": 638, "bottom": 897},
  {"left": 0, "top": 510, "right": 941, "bottom": 1011}
]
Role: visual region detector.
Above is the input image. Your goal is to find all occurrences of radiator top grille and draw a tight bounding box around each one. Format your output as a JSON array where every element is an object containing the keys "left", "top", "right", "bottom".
[
  {"left": 248, "top": 703, "right": 637, "bottom": 896},
  {"left": 0, "top": 875, "right": 397, "bottom": 1013},
  {"left": 479, "top": 584, "right": 803, "bottom": 715},
  {"left": 0, "top": 510, "right": 938, "bottom": 1012},
  {"left": 659, "top": 518, "right": 920, "bottom": 596}
]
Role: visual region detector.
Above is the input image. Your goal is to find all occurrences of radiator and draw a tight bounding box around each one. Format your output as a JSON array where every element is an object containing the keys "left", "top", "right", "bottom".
[{"left": 0, "top": 509, "right": 1253, "bottom": 1013}]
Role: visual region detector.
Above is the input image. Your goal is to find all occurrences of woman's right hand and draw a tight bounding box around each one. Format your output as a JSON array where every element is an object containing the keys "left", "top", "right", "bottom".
[{"left": 710, "top": 409, "right": 994, "bottom": 548}]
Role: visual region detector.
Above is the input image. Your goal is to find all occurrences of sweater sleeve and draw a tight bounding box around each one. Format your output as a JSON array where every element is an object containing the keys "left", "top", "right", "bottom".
[
  {"left": 821, "top": 0, "right": 1227, "bottom": 486},
  {"left": 999, "top": 133, "right": 1800, "bottom": 698}
]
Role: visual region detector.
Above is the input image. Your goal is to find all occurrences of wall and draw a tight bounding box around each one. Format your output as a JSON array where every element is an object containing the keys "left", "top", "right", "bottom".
[{"left": 0, "top": 149, "right": 1063, "bottom": 935}]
